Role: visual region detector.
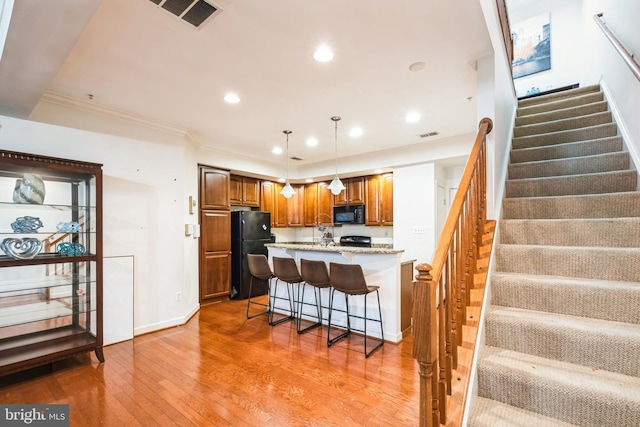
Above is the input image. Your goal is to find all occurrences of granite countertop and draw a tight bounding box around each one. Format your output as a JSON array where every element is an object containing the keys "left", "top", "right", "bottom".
[{"left": 265, "top": 242, "right": 404, "bottom": 254}]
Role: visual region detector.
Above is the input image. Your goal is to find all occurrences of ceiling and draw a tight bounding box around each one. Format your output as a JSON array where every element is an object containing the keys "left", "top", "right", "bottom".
[{"left": 0, "top": 0, "right": 493, "bottom": 172}]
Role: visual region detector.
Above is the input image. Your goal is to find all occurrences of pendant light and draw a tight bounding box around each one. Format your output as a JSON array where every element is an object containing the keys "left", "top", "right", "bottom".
[
  {"left": 327, "top": 116, "right": 345, "bottom": 195},
  {"left": 280, "top": 130, "right": 296, "bottom": 199}
]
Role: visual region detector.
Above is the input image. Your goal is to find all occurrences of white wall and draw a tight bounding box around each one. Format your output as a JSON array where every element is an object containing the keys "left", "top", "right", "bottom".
[
  {"left": 0, "top": 114, "right": 199, "bottom": 336},
  {"left": 393, "top": 163, "right": 436, "bottom": 265},
  {"left": 508, "top": 0, "right": 584, "bottom": 98},
  {"left": 582, "top": 0, "right": 640, "bottom": 170}
]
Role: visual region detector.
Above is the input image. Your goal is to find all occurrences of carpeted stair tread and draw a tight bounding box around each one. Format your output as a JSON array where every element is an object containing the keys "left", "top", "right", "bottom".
[
  {"left": 512, "top": 123, "right": 617, "bottom": 150},
  {"left": 495, "top": 244, "right": 640, "bottom": 282},
  {"left": 485, "top": 306, "right": 640, "bottom": 376},
  {"left": 477, "top": 346, "right": 640, "bottom": 427},
  {"left": 510, "top": 136, "right": 623, "bottom": 163},
  {"left": 468, "top": 397, "right": 580, "bottom": 427},
  {"left": 514, "top": 111, "right": 612, "bottom": 137},
  {"left": 505, "top": 169, "right": 637, "bottom": 198},
  {"left": 500, "top": 218, "right": 640, "bottom": 247},
  {"left": 515, "top": 100, "right": 608, "bottom": 126},
  {"left": 508, "top": 151, "right": 630, "bottom": 179},
  {"left": 491, "top": 272, "right": 640, "bottom": 324},
  {"left": 517, "top": 90, "right": 604, "bottom": 117},
  {"left": 518, "top": 85, "right": 601, "bottom": 107},
  {"left": 502, "top": 192, "right": 640, "bottom": 219}
]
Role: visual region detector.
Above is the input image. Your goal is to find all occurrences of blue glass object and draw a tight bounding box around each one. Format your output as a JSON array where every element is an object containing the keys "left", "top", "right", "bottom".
[{"left": 11, "top": 216, "right": 44, "bottom": 233}]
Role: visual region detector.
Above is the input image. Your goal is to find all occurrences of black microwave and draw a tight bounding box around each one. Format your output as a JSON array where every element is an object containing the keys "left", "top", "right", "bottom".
[{"left": 333, "top": 204, "right": 365, "bottom": 224}]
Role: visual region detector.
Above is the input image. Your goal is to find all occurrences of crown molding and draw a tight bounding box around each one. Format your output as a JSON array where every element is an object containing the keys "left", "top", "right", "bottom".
[{"left": 40, "top": 90, "right": 190, "bottom": 137}]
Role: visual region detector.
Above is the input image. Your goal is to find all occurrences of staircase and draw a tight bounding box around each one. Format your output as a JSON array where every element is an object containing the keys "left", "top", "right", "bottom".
[{"left": 468, "top": 85, "right": 640, "bottom": 426}]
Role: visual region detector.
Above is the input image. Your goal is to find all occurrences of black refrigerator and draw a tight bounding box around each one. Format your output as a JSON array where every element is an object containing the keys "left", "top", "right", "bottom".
[{"left": 230, "top": 211, "right": 273, "bottom": 300}]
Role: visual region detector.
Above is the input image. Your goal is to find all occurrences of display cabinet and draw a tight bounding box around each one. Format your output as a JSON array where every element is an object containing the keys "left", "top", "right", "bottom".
[{"left": 0, "top": 150, "right": 103, "bottom": 376}]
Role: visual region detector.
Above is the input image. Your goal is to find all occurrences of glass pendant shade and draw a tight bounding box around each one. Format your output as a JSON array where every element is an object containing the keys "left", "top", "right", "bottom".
[
  {"left": 328, "top": 116, "right": 344, "bottom": 196},
  {"left": 327, "top": 176, "right": 345, "bottom": 195},
  {"left": 280, "top": 182, "right": 295, "bottom": 198},
  {"left": 280, "top": 130, "right": 296, "bottom": 199}
]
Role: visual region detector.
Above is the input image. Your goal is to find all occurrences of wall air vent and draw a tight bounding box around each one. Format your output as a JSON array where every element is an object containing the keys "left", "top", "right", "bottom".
[
  {"left": 419, "top": 131, "right": 439, "bottom": 138},
  {"left": 149, "top": 0, "right": 221, "bottom": 28}
]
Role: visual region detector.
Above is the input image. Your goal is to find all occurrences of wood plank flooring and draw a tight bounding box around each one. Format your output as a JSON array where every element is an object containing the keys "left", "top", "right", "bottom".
[{"left": 0, "top": 298, "right": 420, "bottom": 426}]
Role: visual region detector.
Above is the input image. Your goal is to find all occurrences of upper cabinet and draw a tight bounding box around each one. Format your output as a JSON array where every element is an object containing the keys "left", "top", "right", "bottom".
[
  {"left": 200, "top": 167, "right": 230, "bottom": 210},
  {"left": 365, "top": 173, "right": 393, "bottom": 226},
  {"left": 304, "top": 182, "right": 333, "bottom": 226},
  {"left": 230, "top": 175, "right": 259, "bottom": 207},
  {"left": 285, "top": 184, "right": 305, "bottom": 227},
  {"left": 260, "top": 181, "right": 287, "bottom": 228},
  {"left": 333, "top": 177, "right": 365, "bottom": 206}
]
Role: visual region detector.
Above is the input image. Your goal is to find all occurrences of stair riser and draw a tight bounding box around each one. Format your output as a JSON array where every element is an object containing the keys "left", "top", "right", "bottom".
[
  {"left": 485, "top": 312, "right": 640, "bottom": 376},
  {"left": 508, "top": 152, "right": 630, "bottom": 179},
  {"left": 477, "top": 367, "right": 640, "bottom": 427},
  {"left": 515, "top": 101, "right": 608, "bottom": 126},
  {"left": 518, "top": 91, "right": 604, "bottom": 116},
  {"left": 505, "top": 171, "right": 637, "bottom": 198},
  {"left": 495, "top": 245, "right": 640, "bottom": 282},
  {"left": 518, "top": 85, "right": 601, "bottom": 108},
  {"left": 514, "top": 111, "right": 612, "bottom": 137},
  {"left": 503, "top": 193, "right": 640, "bottom": 219},
  {"left": 500, "top": 219, "right": 640, "bottom": 247},
  {"left": 491, "top": 275, "right": 640, "bottom": 324},
  {"left": 511, "top": 136, "right": 623, "bottom": 164},
  {"left": 513, "top": 123, "right": 617, "bottom": 150}
]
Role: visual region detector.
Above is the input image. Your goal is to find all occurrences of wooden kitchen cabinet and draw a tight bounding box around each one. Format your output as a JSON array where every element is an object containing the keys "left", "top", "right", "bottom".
[
  {"left": 230, "top": 175, "right": 259, "bottom": 207},
  {"left": 365, "top": 173, "right": 393, "bottom": 225},
  {"left": 333, "top": 177, "right": 365, "bottom": 206},
  {"left": 260, "top": 181, "right": 287, "bottom": 228},
  {"left": 286, "top": 184, "right": 305, "bottom": 227},
  {"left": 199, "top": 166, "right": 231, "bottom": 302},
  {"left": 304, "top": 182, "right": 333, "bottom": 226}
]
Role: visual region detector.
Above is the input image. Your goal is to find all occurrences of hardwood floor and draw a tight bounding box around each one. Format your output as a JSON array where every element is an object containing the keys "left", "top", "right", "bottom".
[{"left": 0, "top": 298, "right": 420, "bottom": 426}]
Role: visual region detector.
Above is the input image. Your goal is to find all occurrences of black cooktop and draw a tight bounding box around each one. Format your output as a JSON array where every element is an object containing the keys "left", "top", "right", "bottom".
[{"left": 339, "top": 235, "right": 372, "bottom": 248}]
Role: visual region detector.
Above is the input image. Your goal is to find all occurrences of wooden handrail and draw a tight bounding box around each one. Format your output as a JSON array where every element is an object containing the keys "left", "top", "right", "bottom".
[
  {"left": 594, "top": 13, "right": 640, "bottom": 82},
  {"left": 412, "top": 118, "right": 493, "bottom": 427}
]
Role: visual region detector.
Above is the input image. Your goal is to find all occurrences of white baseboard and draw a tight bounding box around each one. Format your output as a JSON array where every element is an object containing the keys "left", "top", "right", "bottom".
[{"left": 133, "top": 303, "right": 200, "bottom": 337}]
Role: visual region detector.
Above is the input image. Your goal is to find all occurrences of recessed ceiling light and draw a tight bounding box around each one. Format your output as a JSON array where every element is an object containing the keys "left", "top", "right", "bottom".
[
  {"left": 349, "top": 127, "right": 363, "bottom": 137},
  {"left": 406, "top": 112, "right": 421, "bottom": 123},
  {"left": 313, "top": 45, "right": 334, "bottom": 62},
  {"left": 306, "top": 137, "right": 318, "bottom": 147},
  {"left": 224, "top": 93, "right": 240, "bottom": 103},
  {"left": 272, "top": 147, "right": 283, "bottom": 155},
  {"left": 409, "top": 61, "right": 426, "bottom": 72}
]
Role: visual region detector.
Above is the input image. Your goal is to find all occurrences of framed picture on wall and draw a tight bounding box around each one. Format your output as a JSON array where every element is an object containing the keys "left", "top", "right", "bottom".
[{"left": 512, "top": 13, "right": 551, "bottom": 79}]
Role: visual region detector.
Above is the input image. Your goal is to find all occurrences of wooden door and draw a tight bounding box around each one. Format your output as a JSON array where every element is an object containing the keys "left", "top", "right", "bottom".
[
  {"left": 380, "top": 173, "right": 393, "bottom": 225},
  {"left": 317, "top": 182, "right": 333, "bottom": 223},
  {"left": 243, "top": 177, "right": 260, "bottom": 206},
  {"left": 272, "top": 182, "right": 287, "bottom": 227},
  {"left": 347, "top": 177, "right": 365, "bottom": 205},
  {"left": 365, "top": 175, "right": 381, "bottom": 225},
  {"left": 286, "top": 184, "right": 305, "bottom": 226},
  {"left": 260, "top": 181, "right": 275, "bottom": 225},
  {"left": 200, "top": 210, "right": 231, "bottom": 300},
  {"left": 303, "top": 183, "right": 318, "bottom": 226},
  {"left": 229, "top": 175, "right": 242, "bottom": 205},
  {"left": 200, "top": 167, "right": 230, "bottom": 210},
  {"left": 199, "top": 166, "right": 231, "bottom": 302}
]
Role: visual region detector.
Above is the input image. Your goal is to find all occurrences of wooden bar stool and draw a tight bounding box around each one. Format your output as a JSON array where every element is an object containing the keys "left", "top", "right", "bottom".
[
  {"left": 270, "top": 256, "right": 301, "bottom": 326},
  {"left": 297, "top": 259, "right": 331, "bottom": 334},
  {"left": 327, "top": 262, "right": 384, "bottom": 358},
  {"left": 246, "top": 254, "right": 274, "bottom": 319}
]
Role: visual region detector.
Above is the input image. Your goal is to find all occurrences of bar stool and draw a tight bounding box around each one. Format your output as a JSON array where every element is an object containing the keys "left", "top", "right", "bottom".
[
  {"left": 271, "top": 257, "right": 301, "bottom": 326},
  {"left": 297, "top": 259, "right": 331, "bottom": 334},
  {"left": 246, "top": 254, "right": 274, "bottom": 319},
  {"left": 327, "top": 262, "right": 384, "bottom": 358}
]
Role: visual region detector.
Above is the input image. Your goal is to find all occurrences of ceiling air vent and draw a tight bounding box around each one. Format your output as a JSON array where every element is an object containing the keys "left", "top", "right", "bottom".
[
  {"left": 419, "top": 131, "right": 439, "bottom": 138},
  {"left": 149, "top": 0, "right": 221, "bottom": 28},
  {"left": 290, "top": 156, "right": 303, "bottom": 161}
]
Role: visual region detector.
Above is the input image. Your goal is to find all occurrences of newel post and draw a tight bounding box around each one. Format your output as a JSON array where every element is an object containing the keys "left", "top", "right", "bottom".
[{"left": 413, "top": 263, "right": 439, "bottom": 427}]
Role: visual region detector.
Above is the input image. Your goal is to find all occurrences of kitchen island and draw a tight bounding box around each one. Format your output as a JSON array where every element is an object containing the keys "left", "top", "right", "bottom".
[{"left": 265, "top": 243, "right": 413, "bottom": 343}]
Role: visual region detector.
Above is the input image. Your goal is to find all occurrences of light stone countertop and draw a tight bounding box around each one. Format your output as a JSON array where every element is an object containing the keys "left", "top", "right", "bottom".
[{"left": 265, "top": 243, "right": 404, "bottom": 255}]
